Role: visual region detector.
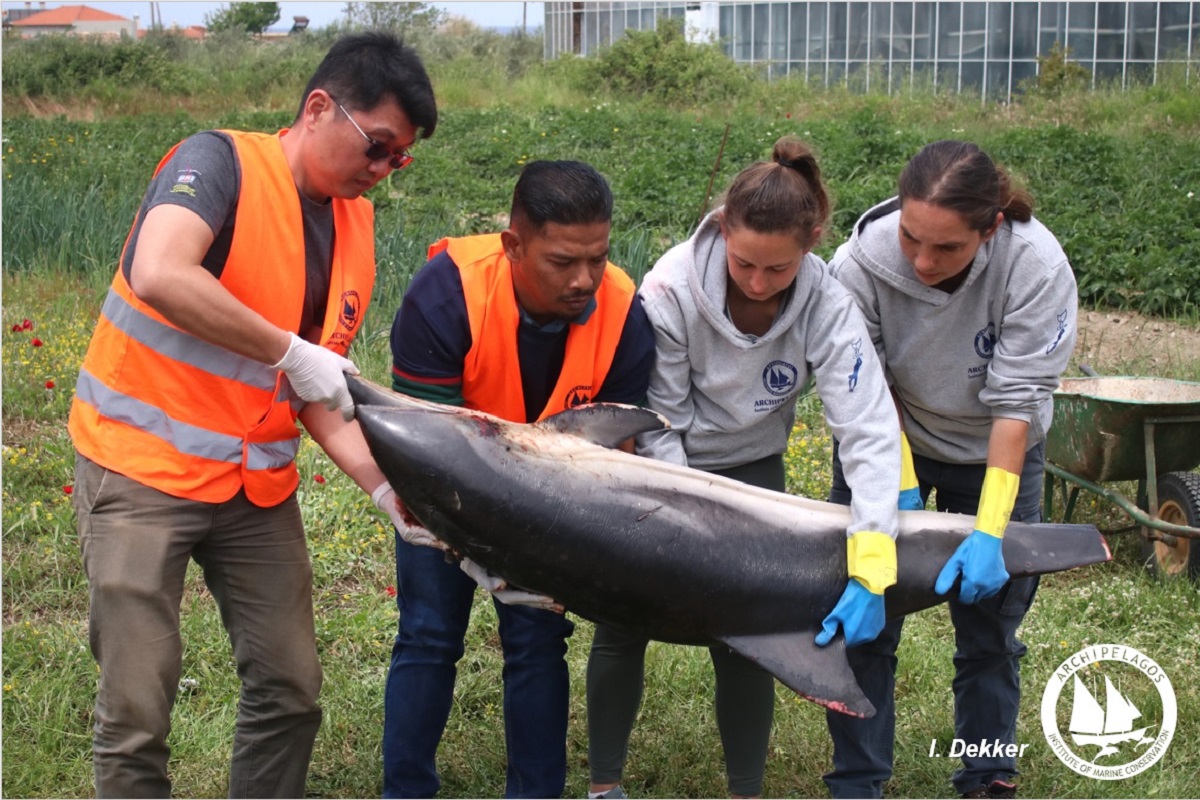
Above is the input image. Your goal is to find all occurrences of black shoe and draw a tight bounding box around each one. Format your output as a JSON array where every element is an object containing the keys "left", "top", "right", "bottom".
[{"left": 961, "top": 780, "right": 1016, "bottom": 799}]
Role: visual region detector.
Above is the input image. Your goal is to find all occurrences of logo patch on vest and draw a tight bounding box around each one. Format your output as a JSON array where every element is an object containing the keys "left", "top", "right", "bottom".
[
  {"left": 339, "top": 291, "right": 361, "bottom": 331},
  {"left": 566, "top": 385, "right": 594, "bottom": 408}
]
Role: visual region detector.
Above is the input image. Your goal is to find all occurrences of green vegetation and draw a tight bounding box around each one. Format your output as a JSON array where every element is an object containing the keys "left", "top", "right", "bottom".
[
  {"left": 3, "top": 24, "right": 1200, "bottom": 799},
  {"left": 204, "top": 2, "right": 281, "bottom": 36}
]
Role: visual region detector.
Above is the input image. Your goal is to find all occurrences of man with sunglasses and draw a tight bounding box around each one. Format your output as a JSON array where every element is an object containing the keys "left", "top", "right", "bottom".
[
  {"left": 68, "top": 32, "right": 436, "bottom": 798},
  {"left": 380, "top": 161, "right": 656, "bottom": 798}
]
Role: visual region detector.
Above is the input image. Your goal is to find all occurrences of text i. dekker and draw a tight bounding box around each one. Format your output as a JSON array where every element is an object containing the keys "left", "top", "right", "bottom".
[{"left": 929, "top": 739, "right": 1030, "bottom": 758}]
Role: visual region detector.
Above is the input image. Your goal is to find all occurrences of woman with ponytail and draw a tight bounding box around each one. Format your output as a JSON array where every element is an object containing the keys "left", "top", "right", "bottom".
[
  {"left": 585, "top": 137, "right": 901, "bottom": 799},
  {"left": 823, "top": 140, "right": 1078, "bottom": 799}
]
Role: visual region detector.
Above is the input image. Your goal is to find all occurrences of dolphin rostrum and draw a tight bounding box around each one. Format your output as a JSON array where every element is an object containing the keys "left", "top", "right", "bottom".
[{"left": 348, "top": 376, "right": 1110, "bottom": 717}]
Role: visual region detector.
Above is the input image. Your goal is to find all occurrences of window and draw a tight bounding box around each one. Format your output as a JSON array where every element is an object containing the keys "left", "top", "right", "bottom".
[
  {"left": 1068, "top": 1, "right": 1097, "bottom": 61},
  {"left": 938, "top": 1, "right": 963, "bottom": 59},
  {"left": 1096, "top": 2, "right": 1128, "bottom": 60},
  {"left": 790, "top": 2, "right": 808, "bottom": 60},
  {"left": 1040, "top": 1, "right": 1067, "bottom": 54},
  {"left": 772, "top": 1, "right": 790, "bottom": 61},
  {"left": 893, "top": 2, "right": 915, "bottom": 60}
]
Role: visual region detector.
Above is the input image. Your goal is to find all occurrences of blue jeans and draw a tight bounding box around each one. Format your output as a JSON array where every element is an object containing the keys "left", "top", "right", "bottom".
[
  {"left": 823, "top": 443, "right": 1044, "bottom": 798},
  {"left": 382, "top": 535, "right": 575, "bottom": 798}
]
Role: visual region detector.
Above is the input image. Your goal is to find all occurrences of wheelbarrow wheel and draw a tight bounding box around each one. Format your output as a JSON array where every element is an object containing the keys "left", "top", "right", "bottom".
[{"left": 1140, "top": 471, "right": 1200, "bottom": 580}]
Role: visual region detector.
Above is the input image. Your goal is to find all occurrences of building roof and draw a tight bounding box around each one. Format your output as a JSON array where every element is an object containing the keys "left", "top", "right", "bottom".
[
  {"left": 137, "top": 23, "right": 206, "bottom": 39},
  {"left": 12, "top": 4, "right": 131, "bottom": 26}
]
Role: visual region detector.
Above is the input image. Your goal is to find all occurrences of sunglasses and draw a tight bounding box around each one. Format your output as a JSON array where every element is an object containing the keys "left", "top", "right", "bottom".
[{"left": 333, "top": 99, "right": 413, "bottom": 171}]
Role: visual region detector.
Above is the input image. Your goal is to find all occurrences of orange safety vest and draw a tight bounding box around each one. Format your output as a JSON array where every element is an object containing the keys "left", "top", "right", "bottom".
[
  {"left": 429, "top": 234, "right": 635, "bottom": 423},
  {"left": 68, "top": 129, "right": 376, "bottom": 507}
]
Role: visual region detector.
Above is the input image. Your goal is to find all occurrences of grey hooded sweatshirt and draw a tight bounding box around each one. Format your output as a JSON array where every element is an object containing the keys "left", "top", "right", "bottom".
[
  {"left": 830, "top": 197, "right": 1078, "bottom": 464},
  {"left": 637, "top": 209, "right": 900, "bottom": 540}
]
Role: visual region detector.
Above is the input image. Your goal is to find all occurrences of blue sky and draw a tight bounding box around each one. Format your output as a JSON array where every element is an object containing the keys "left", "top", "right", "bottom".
[{"left": 3, "top": 2, "right": 546, "bottom": 30}]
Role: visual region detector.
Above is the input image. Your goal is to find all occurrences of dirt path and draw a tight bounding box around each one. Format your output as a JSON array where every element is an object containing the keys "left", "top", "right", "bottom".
[{"left": 1073, "top": 309, "right": 1200, "bottom": 378}]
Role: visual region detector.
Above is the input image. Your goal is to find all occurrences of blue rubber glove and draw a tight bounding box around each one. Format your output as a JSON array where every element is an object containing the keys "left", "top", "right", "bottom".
[
  {"left": 934, "top": 529, "right": 1010, "bottom": 604},
  {"left": 816, "top": 578, "right": 886, "bottom": 647},
  {"left": 898, "top": 487, "right": 924, "bottom": 511}
]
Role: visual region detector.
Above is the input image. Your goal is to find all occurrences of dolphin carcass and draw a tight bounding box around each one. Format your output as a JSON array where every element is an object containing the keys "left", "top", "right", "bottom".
[{"left": 349, "top": 376, "right": 1110, "bottom": 717}]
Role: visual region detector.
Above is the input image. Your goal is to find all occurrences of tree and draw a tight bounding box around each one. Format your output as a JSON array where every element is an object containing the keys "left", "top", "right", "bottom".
[
  {"left": 1024, "top": 41, "right": 1092, "bottom": 96},
  {"left": 205, "top": 2, "right": 282, "bottom": 36},
  {"left": 341, "top": 2, "right": 443, "bottom": 37}
]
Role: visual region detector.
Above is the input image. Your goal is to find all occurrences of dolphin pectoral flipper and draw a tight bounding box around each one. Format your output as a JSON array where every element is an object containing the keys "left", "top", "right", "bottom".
[
  {"left": 718, "top": 631, "right": 875, "bottom": 718},
  {"left": 536, "top": 404, "right": 669, "bottom": 448}
]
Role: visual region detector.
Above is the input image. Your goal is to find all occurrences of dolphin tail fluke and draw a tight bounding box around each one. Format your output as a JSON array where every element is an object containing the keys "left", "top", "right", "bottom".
[
  {"left": 718, "top": 631, "right": 875, "bottom": 718},
  {"left": 1002, "top": 520, "right": 1111, "bottom": 577}
]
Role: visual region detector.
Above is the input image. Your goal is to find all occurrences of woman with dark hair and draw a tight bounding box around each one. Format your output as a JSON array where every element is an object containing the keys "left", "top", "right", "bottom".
[
  {"left": 823, "top": 140, "right": 1078, "bottom": 799},
  {"left": 586, "top": 136, "right": 901, "bottom": 799}
]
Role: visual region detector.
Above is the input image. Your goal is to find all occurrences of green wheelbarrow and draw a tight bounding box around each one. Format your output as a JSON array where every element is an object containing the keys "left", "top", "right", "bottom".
[{"left": 1043, "top": 370, "right": 1200, "bottom": 580}]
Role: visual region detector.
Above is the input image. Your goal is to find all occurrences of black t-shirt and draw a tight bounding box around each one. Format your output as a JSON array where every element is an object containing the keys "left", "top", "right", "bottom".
[{"left": 121, "top": 130, "right": 335, "bottom": 336}]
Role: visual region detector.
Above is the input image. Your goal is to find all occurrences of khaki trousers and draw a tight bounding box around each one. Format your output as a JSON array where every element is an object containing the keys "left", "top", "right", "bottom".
[{"left": 74, "top": 454, "right": 322, "bottom": 798}]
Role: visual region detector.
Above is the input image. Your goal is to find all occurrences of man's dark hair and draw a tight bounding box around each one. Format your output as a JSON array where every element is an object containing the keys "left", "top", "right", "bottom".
[
  {"left": 298, "top": 31, "right": 437, "bottom": 140},
  {"left": 510, "top": 161, "right": 614, "bottom": 232}
]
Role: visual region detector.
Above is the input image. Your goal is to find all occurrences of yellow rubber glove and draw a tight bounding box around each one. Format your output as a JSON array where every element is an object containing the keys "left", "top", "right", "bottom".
[
  {"left": 846, "top": 530, "right": 898, "bottom": 594},
  {"left": 974, "top": 466, "right": 1020, "bottom": 538},
  {"left": 897, "top": 432, "right": 923, "bottom": 511}
]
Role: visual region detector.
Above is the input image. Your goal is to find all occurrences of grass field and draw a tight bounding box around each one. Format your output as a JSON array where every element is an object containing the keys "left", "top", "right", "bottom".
[{"left": 4, "top": 30, "right": 1200, "bottom": 799}]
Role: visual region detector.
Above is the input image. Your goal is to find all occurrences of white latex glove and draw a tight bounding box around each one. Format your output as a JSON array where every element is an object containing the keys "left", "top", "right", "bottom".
[
  {"left": 459, "top": 557, "right": 563, "bottom": 612},
  {"left": 371, "top": 483, "right": 444, "bottom": 549},
  {"left": 273, "top": 332, "right": 359, "bottom": 422}
]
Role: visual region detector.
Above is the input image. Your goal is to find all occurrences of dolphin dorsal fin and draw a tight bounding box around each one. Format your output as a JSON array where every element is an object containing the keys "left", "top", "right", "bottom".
[{"left": 536, "top": 403, "right": 668, "bottom": 448}]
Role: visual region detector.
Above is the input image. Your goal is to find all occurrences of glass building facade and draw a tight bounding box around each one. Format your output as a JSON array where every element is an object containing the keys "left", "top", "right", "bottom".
[{"left": 543, "top": 2, "right": 1199, "bottom": 99}]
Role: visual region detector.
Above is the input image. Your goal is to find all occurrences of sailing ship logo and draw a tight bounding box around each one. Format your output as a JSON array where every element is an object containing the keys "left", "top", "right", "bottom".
[
  {"left": 1068, "top": 675, "right": 1156, "bottom": 758},
  {"left": 1041, "top": 644, "right": 1176, "bottom": 780},
  {"left": 761, "top": 360, "right": 798, "bottom": 397}
]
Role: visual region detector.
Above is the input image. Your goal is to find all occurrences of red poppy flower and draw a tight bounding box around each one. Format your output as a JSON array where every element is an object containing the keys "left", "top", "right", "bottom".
[
  {"left": 385, "top": 586, "right": 397, "bottom": 597},
  {"left": 63, "top": 486, "right": 74, "bottom": 495},
  {"left": 21, "top": 319, "right": 33, "bottom": 330},
  {"left": 31, "top": 338, "right": 43, "bottom": 347},
  {"left": 45, "top": 380, "right": 55, "bottom": 389},
  {"left": 785, "top": 112, "right": 792, "bottom": 119},
  {"left": 313, "top": 474, "right": 326, "bottom": 484},
  {"left": 11, "top": 324, "right": 22, "bottom": 332}
]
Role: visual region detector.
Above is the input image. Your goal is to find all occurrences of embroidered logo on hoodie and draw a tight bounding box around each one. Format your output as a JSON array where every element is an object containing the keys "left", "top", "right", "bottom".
[
  {"left": 974, "top": 322, "right": 997, "bottom": 359},
  {"left": 762, "top": 360, "right": 798, "bottom": 397},
  {"left": 848, "top": 338, "right": 863, "bottom": 392},
  {"left": 1046, "top": 309, "right": 1069, "bottom": 355}
]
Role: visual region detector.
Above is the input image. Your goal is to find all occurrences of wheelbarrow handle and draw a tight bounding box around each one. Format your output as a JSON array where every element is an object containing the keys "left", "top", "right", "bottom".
[{"left": 1078, "top": 363, "right": 1100, "bottom": 377}]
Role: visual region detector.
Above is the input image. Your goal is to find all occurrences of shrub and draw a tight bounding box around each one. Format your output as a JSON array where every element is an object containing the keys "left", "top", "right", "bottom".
[
  {"left": 1021, "top": 41, "right": 1092, "bottom": 97},
  {"left": 1, "top": 34, "right": 187, "bottom": 95},
  {"left": 582, "top": 16, "right": 754, "bottom": 106}
]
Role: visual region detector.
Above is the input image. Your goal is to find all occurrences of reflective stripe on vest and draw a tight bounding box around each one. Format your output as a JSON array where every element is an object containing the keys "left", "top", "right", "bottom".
[
  {"left": 68, "top": 129, "right": 375, "bottom": 506},
  {"left": 429, "top": 234, "right": 635, "bottom": 423},
  {"left": 75, "top": 368, "right": 298, "bottom": 469}
]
